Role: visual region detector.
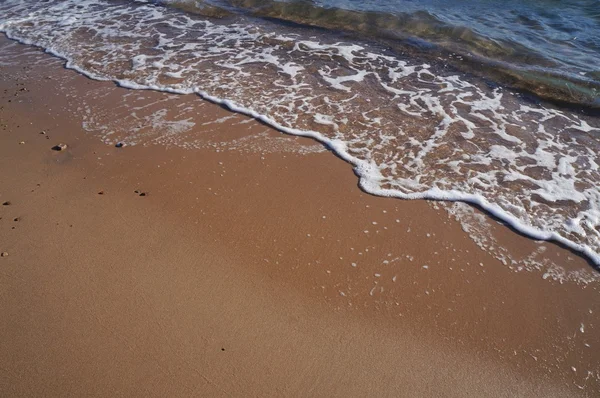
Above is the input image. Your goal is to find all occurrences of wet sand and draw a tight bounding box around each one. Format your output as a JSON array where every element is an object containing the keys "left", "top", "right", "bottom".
[{"left": 1, "top": 36, "right": 599, "bottom": 397}]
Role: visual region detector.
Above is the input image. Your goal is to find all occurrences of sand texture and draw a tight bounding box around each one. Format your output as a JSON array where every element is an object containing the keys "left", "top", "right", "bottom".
[{"left": 1, "top": 37, "right": 599, "bottom": 397}]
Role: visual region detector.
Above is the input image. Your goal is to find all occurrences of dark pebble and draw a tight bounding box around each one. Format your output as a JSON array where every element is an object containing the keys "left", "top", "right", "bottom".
[{"left": 51, "top": 143, "right": 67, "bottom": 151}]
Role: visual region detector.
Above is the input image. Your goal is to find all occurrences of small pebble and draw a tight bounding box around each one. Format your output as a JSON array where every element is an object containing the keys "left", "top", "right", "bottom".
[
  {"left": 139, "top": 192, "right": 147, "bottom": 197},
  {"left": 115, "top": 142, "right": 125, "bottom": 148},
  {"left": 2, "top": 201, "right": 10, "bottom": 206},
  {"left": 51, "top": 143, "right": 68, "bottom": 151},
  {"left": 98, "top": 191, "right": 104, "bottom": 195},
  {"left": 1, "top": 252, "right": 8, "bottom": 257},
  {"left": 19, "top": 141, "right": 25, "bottom": 145}
]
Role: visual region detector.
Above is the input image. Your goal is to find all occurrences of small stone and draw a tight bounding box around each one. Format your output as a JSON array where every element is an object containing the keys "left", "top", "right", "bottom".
[
  {"left": 1, "top": 252, "right": 8, "bottom": 257},
  {"left": 40, "top": 131, "right": 46, "bottom": 135},
  {"left": 2, "top": 201, "right": 10, "bottom": 206},
  {"left": 98, "top": 191, "right": 104, "bottom": 195},
  {"left": 115, "top": 142, "right": 125, "bottom": 148},
  {"left": 139, "top": 192, "right": 147, "bottom": 197},
  {"left": 52, "top": 143, "right": 68, "bottom": 151},
  {"left": 13, "top": 217, "right": 20, "bottom": 222},
  {"left": 19, "top": 141, "right": 25, "bottom": 145}
]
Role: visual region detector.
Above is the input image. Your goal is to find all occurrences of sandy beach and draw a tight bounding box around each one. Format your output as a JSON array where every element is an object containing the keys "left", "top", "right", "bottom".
[{"left": 1, "top": 36, "right": 599, "bottom": 397}]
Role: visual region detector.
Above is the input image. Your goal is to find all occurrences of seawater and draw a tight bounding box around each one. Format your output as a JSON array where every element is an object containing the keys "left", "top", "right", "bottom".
[
  {"left": 0, "top": 0, "right": 599, "bottom": 266},
  {"left": 164, "top": 0, "right": 600, "bottom": 106}
]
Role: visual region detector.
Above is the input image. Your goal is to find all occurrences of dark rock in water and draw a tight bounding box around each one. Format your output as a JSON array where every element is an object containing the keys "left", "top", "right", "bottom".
[
  {"left": 115, "top": 142, "right": 125, "bottom": 148},
  {"left": 51, "top": 143, "right": 67, "bottom": 151}
]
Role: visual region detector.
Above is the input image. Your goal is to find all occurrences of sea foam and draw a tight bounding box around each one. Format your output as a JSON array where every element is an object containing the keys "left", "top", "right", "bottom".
[{"left": 1, "top": 0, "right": 599, "bottom": 266}]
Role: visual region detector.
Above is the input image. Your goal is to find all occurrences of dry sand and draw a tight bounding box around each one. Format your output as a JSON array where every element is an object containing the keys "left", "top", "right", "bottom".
[{"left": 1, "top": 36, "right": 599, "bottom": 397}]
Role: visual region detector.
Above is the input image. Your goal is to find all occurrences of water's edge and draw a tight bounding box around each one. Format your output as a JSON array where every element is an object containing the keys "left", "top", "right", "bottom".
[{"left": 3, "top": 29, "right": 599, "bottom": 269}]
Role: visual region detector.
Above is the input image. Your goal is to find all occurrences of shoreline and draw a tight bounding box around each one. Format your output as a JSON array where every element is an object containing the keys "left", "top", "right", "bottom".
[
  {"left": 1, "top": 36, "right": 599, "bottom": 396},
  {"left": 4, "top": 28, "right": 600, "bottom": 270},
  {"left": 2, "top": 26, "right": 599, "bottom": 270}
]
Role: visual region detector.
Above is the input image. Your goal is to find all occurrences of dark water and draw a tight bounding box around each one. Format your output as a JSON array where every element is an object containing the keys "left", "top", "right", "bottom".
[{"left": 167, "top": 0, "right": 600, "bottom": 107}]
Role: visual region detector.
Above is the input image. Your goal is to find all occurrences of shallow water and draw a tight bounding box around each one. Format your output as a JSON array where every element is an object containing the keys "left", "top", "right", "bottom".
[
  {"left": 1, "top": 0, "right": 599, "bottom": 266},
  {"left": 164, "top": 0, "right": 600, "bottom": 106}
]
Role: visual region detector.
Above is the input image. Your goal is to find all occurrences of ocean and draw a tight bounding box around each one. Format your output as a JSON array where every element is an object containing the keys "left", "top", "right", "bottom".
[{"left": 1, "top": 0, "right": 599, "bottom": 265}]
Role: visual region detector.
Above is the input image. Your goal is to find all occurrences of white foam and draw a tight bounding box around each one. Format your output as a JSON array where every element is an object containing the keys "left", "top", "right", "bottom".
[
  {"left": 1, "top": 0, "right": 599, "bottom": 267},
  {"left": 444, "top": 202, "right": 600, "bottom": 285}
]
